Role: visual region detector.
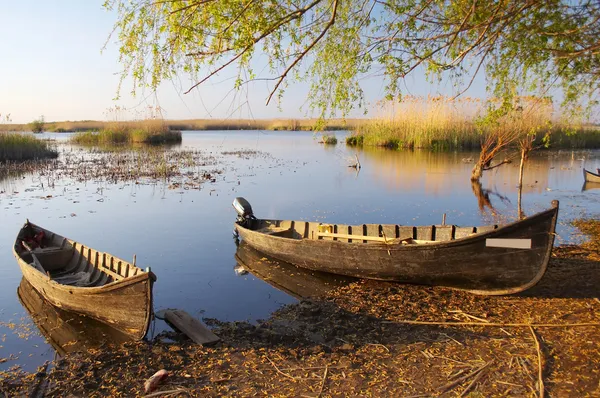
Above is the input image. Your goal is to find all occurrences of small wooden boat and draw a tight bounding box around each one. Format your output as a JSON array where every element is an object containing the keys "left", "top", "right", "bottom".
[
  {"left": 583, "top": 168, "right": 600, "bottom": 183},
  {"left": 234, "top": 241, "right": 352, "bottom": 299},
  {"left": 17, "top": 278, "right": 132, "bottom": 356},
  {"left": 13, "top": 221, "right": 156, "bottom": 340},
  {"left": 233, "top": 198, "right": 559, "bottom": 295}
]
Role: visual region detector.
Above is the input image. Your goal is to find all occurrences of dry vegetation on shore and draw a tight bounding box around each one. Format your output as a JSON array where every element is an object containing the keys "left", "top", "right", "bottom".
[
  {"left": 347, "top": 96, "right": 600, "bottom": 150},
  {"left": 0, "top": 118, "right": 359, "bottom": 133},
  {"left": 2, "top": 220, "right": 599, "bottom": 397}
]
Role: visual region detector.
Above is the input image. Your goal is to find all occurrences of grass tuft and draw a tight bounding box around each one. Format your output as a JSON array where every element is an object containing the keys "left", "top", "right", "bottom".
[{"left": 320, "top": 134, "right": 338, "bottom": 145}]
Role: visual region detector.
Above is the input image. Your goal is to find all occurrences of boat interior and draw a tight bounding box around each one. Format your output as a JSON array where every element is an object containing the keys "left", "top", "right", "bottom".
[
  {"left": 250, "top": 219, "right": 499, "bottom": 244},
  {"left": 17, "top": 225, "right": 141, "bottom": 288}
]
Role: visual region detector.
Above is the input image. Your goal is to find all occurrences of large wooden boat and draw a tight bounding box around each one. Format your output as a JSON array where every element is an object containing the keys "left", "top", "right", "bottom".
[
  {"left": 17, "top": 278, "right": 132, "bottom": 356},
  {"left": 233, "top": 198, "right": 559, "bottom": 295},
  {"left": 13, "top": 221, "right": 156, "bottom": 340},
  {"left": 583, "top": 168, "right": 600, "bottom": 183}
]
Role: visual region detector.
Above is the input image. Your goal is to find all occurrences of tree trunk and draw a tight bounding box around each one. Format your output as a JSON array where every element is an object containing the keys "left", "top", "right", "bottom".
[
  {"left": 471, "top": 162, "right": 484, "bottom": 182},
  {"left": 517, "top": 148, "right": 526, "bottom": 220},
  {"left": 518, "top": 148, "right": 526, "bottom": 190}
]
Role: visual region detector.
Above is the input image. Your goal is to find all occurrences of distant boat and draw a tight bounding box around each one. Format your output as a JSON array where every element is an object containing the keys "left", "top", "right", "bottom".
[
  {"left": 13, "top": 221, "right": 156, "bottom": 340},
  {"left": 583, "top": 168, "right": 600, "bottom": 183},
  {"left": 233, "top": 197, "right": 559, "bottom": 295},
  {"left": 17, "top": 278, "right": 132, "bottom": 356}
]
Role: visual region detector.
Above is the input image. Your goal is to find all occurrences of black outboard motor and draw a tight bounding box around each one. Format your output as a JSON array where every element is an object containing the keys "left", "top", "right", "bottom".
[{"left": 233, "top": 197, "right": 256, "bottom": 227}]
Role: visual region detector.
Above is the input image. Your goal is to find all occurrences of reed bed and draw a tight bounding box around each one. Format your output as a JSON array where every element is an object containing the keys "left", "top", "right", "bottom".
[
  {"left": 348, "top": 96, "right": 481, "bottom": 150},
  {"left": 0, "top": 133, "right": 58, "bottom": 161},
  {"left": 1, "top": 118, "right": 360, "bottom": 133},
  {"left": 348, "top": 96, "right": 600, "bottom": 150},
  {"left": 70, "top": 121, "right": 182, "bottom": 146}
]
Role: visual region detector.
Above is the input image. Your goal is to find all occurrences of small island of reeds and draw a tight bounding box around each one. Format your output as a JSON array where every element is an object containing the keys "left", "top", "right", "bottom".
[
  {"left": 0, "top": 133, "right": 58, "bottom": 162},
  {"left": 70, "top": 120, "right": 182, "bottom": 146},
  {"left": 319, "top": 133, "right": 338, "bottom": 145}
]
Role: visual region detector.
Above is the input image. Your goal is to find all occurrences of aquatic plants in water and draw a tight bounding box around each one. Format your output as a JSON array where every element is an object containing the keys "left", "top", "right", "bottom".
[{"left": 319, "top": 134, "right": 338, "bottom": 145}]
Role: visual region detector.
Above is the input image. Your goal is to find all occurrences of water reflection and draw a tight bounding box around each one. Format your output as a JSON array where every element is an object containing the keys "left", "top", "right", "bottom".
[
  {"left": 470, "top": 180, "right": 512, "bottom": 216},
  {"left": 358, "top": 148, "right": 564, "bottom": 195},
  {"left": 17, "top": 278, "right": 131, "bottom": 357},
  {"left": 582, "top": 181, "right": 600, "bottom": 191},
  {"left": 234, "top": 241, "right": 352, "bottom": 299},
  {"left": 0, "top": 170, "right": 24, "bottom": 193}
]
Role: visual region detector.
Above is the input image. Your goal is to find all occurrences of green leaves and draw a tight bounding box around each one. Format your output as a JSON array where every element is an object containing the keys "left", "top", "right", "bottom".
[{"left": 105, "top": 0, "right": 600, "bottom": 119}]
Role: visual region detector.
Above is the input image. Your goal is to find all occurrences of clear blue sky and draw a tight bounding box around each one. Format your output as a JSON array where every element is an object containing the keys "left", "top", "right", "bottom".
[{"left": 0, "top": 1, "right": 487, "bottom": 124}]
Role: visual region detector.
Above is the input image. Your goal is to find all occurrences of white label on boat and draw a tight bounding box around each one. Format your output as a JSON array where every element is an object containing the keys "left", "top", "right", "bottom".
[{"left": 486, "top": 238, "right": 532, "bottom": 249}]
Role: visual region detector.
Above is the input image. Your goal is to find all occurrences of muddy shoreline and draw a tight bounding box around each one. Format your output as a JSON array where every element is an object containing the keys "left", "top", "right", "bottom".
[{"left": 1, "top": 222, "right": 599, "bottom": 397}]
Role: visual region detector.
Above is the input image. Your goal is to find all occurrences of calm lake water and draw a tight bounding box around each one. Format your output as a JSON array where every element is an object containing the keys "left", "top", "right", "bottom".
[{"left": 2, "top": 130, "right": 600, "bottom": 371}]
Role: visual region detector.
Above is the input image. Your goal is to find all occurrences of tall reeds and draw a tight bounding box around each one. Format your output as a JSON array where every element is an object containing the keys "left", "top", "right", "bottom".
[
  {"left": 70, "top": 120, "right": 182, "bottom": 146},
  {"left": 347, "top": 95, "right": 600, "bottom": 150},
  {"left": 348, "top": 96, "right": 481, "bottom": 150},
  {"left": 0, "top": 133, "right": 58, "bottom": 162}
]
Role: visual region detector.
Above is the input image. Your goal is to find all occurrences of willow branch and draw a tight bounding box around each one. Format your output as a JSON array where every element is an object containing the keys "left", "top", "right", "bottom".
[
  {"left": 184, "top": 0, "right": 324, "bottom": 94},
  {"left": 265, "top": 0, "right": 339, "bottom": 105}
]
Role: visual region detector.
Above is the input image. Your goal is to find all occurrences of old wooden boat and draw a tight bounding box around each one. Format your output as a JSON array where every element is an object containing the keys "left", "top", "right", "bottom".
[
  {"left": 583, "top": 168, "right": 600, "bottom": 183},
  {"left": 232, "top": 198, "right": 559, "bottom": 295},
  {"left": 17, "top": 278, "right": 132, "bottom": 356},
  {"left": 13, "top": 221, "right": 156, "bottom": 340},
  {"left": 234, "top": 241, "right": 352, "bottom": 299}
]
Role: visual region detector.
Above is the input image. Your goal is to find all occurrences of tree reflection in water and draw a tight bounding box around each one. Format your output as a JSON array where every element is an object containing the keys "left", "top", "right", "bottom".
[{"left": 470, "top": 180, "right": 511, "bottom": 216}]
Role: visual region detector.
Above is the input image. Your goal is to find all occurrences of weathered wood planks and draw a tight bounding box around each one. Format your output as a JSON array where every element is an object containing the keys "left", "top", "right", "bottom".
[
  {"left": 157, "top": 309, "right": 220, "bottom": 345},
  {"left": 234, "top": 200, "right": 561, "bottom": 295},
  {"left": 13, "top": 221, "right": 156, "bottom": 340}
]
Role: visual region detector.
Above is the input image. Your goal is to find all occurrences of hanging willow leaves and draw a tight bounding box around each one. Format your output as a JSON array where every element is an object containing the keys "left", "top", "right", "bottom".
[{"left": 104, "top": 0, "right": 600, "bottom": 119}]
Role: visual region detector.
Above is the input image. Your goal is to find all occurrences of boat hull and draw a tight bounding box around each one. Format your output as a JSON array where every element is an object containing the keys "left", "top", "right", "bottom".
[
  {"left": 235, "top": 202, "right": 559, "bottom": 295},
  {"left": 13, "top": 223, "right": 154, "bottom": 340}
]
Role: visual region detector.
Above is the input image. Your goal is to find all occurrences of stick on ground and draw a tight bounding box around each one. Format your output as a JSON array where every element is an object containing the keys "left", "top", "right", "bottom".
[
  {"left": 389, "top": 320, "right": 600, "bottom": 328},
  {"left": 529, "top": 326, "right": 545, "bottom": 398},
  {"left": 317, "top": 365, "right": 328, "bottom": 398},
  {"left": 438, "top": 361, "right": 492, "bottom": 394}
]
